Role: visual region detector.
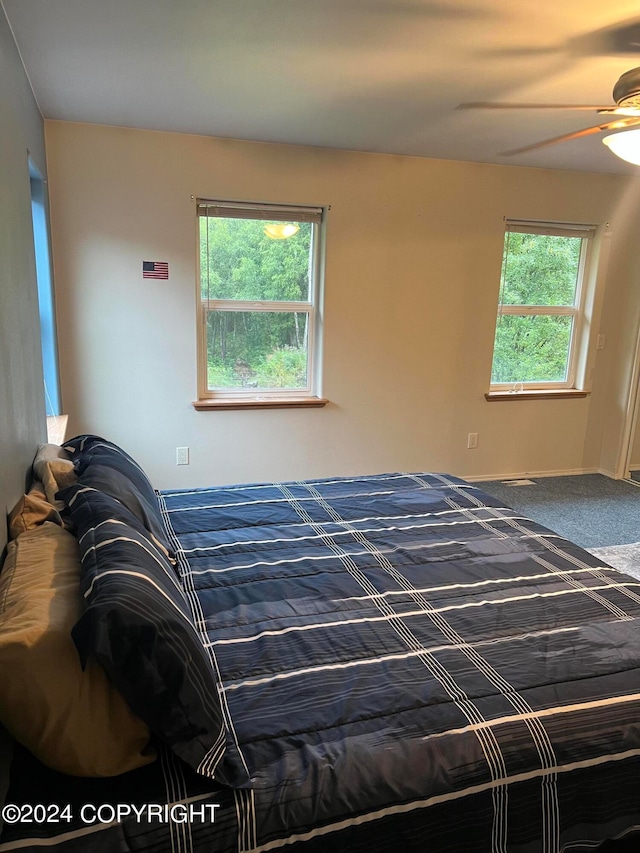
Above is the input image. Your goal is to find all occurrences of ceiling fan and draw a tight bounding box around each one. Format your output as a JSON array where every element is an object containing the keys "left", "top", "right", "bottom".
[{"left": 457, "top": 67, "right": 640, "bottom": 157}]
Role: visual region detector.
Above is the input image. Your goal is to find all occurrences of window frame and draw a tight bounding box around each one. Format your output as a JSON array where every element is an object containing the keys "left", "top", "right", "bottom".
[
  {"left": 489, "top": 220, "right": 596, "bottom": 393},
  {"left": 29, "top": 159, "right": 61, "bottom": 417},
  {"left": 195, "top": 199, "right": 325, "bottom": 406}
]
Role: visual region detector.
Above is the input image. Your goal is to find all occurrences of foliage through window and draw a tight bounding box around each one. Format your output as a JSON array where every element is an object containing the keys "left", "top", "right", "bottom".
[
  {"left": 197, "top": 200, "right": 323, "bottom": 400},
  {"left": 490, "top": 221, "right": 595, "bottom": 390}
]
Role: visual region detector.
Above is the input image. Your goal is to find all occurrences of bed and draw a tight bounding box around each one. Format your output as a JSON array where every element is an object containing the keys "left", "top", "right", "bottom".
[{"left": 1, "top": 435, "right": 639, "bottom": 852}]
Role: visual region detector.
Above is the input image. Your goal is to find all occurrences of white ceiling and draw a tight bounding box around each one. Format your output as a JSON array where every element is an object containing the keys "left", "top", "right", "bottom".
[{"left": 5, "top": 0, "right": 640, "bottom": 175}]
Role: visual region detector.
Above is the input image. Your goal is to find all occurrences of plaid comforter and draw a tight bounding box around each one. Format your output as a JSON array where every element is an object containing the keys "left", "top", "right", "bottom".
[{"left": 3, "top": 473, "right": 640, "bottom": 852}]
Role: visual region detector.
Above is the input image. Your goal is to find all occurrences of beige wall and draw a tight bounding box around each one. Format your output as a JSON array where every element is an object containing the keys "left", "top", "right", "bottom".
[
  {"left": 0, "top": 9, "right": 48, "bottom": 555},
  {"left": 45, "top": 120, "right": 640, "bottom": 490}
]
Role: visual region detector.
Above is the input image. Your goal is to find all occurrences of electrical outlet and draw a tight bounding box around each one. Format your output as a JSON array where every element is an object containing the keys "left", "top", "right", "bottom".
[
  {"left": 596, "top": 334, "right": 606, "bottom": 350},
  {"left": 176, "top": 446, "right": 190, "bottom": 465},
  {"left": 467, "top": 432, "right": 478, "bottom": 449}
]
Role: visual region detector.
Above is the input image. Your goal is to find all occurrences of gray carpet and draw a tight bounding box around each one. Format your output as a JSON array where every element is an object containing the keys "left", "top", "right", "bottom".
[{"left": 474, "top": 474, "right": 640, "bottom": 549}]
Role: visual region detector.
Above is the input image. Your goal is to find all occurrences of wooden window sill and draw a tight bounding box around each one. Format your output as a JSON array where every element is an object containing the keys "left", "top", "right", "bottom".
[
  {"left": 193, "top": 397, "right": 328, "bottom": 411},
  {"left": 485, "top": 389, "right": 590, "bottom": 402}
]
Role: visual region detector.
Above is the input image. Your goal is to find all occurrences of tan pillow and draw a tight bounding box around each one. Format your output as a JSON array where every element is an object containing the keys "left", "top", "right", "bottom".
[
  {"left": 8, "top": 484, "right": 62, "bottom": 540},
  {"left": 32, "top": 444, "right": 77, "bottom": 506},
  {"left": 0, "top": 523, "right": 155, "bottom": 776}
]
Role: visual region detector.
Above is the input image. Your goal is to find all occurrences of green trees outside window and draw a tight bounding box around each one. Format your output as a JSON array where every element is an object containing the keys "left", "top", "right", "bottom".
[
  {"left": 198, "top": 209, "right": 320, "bottom": 394},
  {"left": 491, "top": 226, "right": 591, "bottom": 387}
]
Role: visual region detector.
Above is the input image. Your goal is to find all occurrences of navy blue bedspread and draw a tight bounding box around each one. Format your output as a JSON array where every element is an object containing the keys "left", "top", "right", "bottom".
[{"left": 3, "top": 473, "right": 640, "bottom": 852}]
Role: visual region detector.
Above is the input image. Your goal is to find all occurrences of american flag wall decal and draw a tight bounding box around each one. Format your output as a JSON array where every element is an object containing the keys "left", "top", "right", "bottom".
[{"left": 143, "top": 261, "right": 169, "bottom": 279}]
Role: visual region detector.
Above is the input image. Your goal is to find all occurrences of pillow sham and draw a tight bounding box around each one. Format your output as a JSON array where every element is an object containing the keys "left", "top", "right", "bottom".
[
  {"left": 32, "top": 443, "right": 76, "bottom": 506},
  {"left": 59, "top": 483, "right": 229, "bottom": 781},
  {"left": 8, "top": 483, "right": 63, "bottom": 539},
  {"left": 74, "top": 462, "right": 173, "bottom": 560},
  {"left": 0, "top": 522, "right": 154, "bottom": 777},
  {"left": 62, "top": 434, "right": 173, "bottom": 559}
]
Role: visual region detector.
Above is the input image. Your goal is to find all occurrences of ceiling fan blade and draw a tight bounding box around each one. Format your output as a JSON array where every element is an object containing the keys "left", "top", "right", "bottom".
[
  {"left": 500, "top": 116, "right": 640, "bottom": 156},
  {"left": 456, "top": 102, "right": 618, "bottom": 111}
]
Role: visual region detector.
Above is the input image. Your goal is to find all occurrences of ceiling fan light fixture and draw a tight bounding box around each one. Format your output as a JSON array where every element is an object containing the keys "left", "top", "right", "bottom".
[
  {"left": 602, "top": 129, "right": 640, "bottom": 165},
  {"left": 613, "top": 67, "right": 640, "bottom": 111}
]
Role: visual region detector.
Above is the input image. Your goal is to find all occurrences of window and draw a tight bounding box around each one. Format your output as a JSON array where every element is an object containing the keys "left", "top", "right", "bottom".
[
  {"left": 490, "top": 220, "right": 595, "bottom": 392},
  {"left": 29, "top": 160, "right": 61, "bottom": 417},
  {"left": 196, "top": 200, "right": 325, "bottom": 407}
]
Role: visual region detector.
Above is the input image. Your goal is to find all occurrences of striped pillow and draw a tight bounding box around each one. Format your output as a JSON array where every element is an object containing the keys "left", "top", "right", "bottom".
[
  {"left": 62, "top": 435, "right": 173, "bottom": 559},
  {"left": 59, "top": 483, "right": 227, "bottom": 780}
]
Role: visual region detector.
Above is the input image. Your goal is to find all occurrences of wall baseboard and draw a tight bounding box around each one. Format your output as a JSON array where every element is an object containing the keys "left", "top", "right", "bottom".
[
  {"left": 598, "top": 467, "right": 619, "bottom": 480},
  {"left": 463, "top": 467, "right": 605, "bottom": 483}
]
